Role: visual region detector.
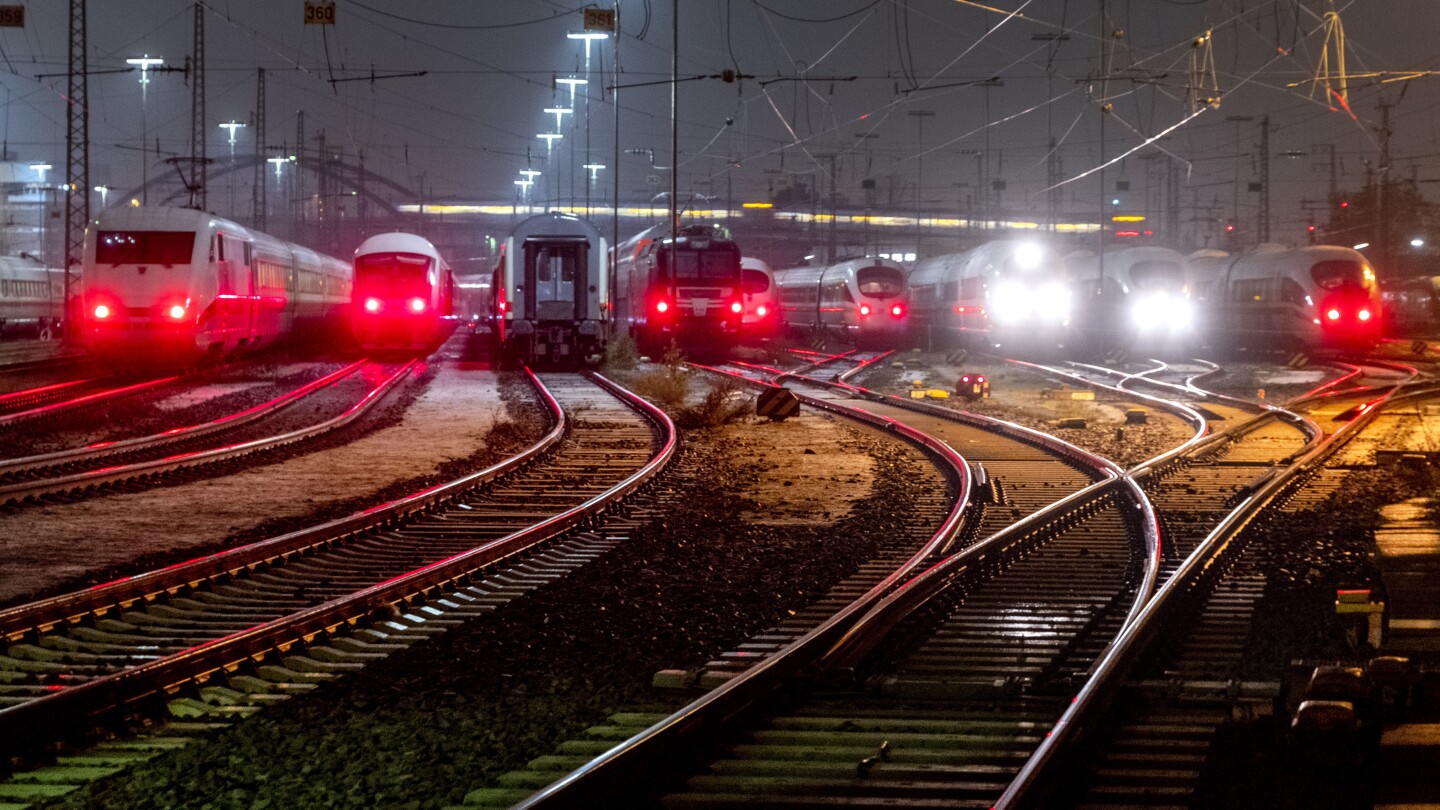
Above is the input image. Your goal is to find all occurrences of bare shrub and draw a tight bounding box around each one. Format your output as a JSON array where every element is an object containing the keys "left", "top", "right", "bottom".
[{"left": 675, "top": 376, "right": 753, "bottom": 429}]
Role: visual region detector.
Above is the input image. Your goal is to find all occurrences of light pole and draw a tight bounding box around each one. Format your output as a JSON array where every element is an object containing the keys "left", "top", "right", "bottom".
[
  {"left": 127, "top": 55, "right": 164, "bottom": 205},
  {"left": 28, "top": 163, "right": 52, "bottom": 263},
  {"left": 583, "top": 163, "right": 605, "bottom": 218},
  {"left": 556, "top": 77, "right": 587, "bottom": 205},
  {"left": 219, "top": 121, "right": 245, "bottom": 217},
  {"left": 1225, "top": 114, "right": 1255, "bottom": 239},
  {"left": 520, "top": 169, "right": 541, "bottom": 214},
  {"left": 568, "top": 31, "right": 608, "bottom": 218},
  {"left": 93, "top": 185, "right": 110, "bottom": 209},
  {"left": 908, "top": 109, "right": 935, "bottom": 247},
  {"left": 538, "top": 133, "right": 563, "bottom": 208}
]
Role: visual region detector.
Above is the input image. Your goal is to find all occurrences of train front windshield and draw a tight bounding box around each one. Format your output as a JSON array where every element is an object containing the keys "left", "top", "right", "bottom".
[
  {"left": 95, "top": 231, "right": 195, "bottom": 265},
  {"left": 856, "top": 265, "right": 904, "bottom": 299},
  {"left": 662, "top": 247, "right": 740, "bottom": 283},
  {"left": 357, "top": 253, "right": 433, "bottom": 298},
  {"left": 1312, "top": 260, "right": 1371, "bottom": 290}
]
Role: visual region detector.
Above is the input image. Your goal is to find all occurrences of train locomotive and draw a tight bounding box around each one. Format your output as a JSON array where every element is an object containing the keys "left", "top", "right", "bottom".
[
  {"left": 906, "top": 240, "right": 1069, "bottom": 351},
  {"left": 613, "top": 222, "right": 743, "bottom": 357},
  {"left": 1186, "top": 245, "right": 1382, "bottom": 352},
  {"left": 491, "top": 212, "right": 608, "bottom": 365},
  {"left": 740, "top": 257, "right": 780, "bottom": 339},
  {"left": 1065, "top": 246, "right": 1193, "bottom": 350},
  {"left": 0, "top": 254, "right": 64, "bottom": 339},
  {"left": 351, "top": 232, "right": 455, "bottom": 352},
  {"left": 82, "top": 206, "right": 350, "bottom": 361},
  {"left": 773, "top": 256, "right": 909, "bottom": 348}
]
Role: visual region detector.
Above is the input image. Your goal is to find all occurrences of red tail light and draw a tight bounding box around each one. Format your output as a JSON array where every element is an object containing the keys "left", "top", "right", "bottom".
[
  {"left": 1358, "top": 308, "right": 1372, "bottom": 322},
  {"left": 167, "top": 304, "right": 187, "bottom": 320},
  {"left": 364, "top": 297, "right": 382, "bottom": 313},
  {"left": 756, "top": 305, "right": 768, "bottom": 317},
  {"left": 1326, "top": 308, "right": 1341, "bottom": 321},
  {"left": 891, "top": 304, "right": 905, "bottom": 318},
  {"left": 730, "top": 300, "right": 743, "bottom": 314},
  {"left": 93, "top": 304, "right": 112, "bottom": 320},
  {"left": 408, "top": 297, "right": 427, "bottom": 313},
  {"left": 859, "top": 304, "right": 871, "bottom": 316},
  {"left": 655, "top": 300, "right": 670, "bottom": 314}
]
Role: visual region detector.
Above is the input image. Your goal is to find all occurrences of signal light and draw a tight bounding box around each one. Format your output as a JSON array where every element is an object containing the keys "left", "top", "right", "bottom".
[
  {"left": 93, "top": 304, "right": 111, "bottom": 320},
  {"left": 1340, "top": 200, "right": 1350, "bottom": 208},
  {"left": 167, "top": 304, "right": 186, "bottom": 320},
  {"left": 1307, "top": 224, "right": 1317, "bottom": 233},
  {"left": 859, "top": 304, "right": 871, "bottom": 316},
  {"left": 364, "top": 297, "right": 381, "bottom": 313},
  {"left": 1224, "top": 224, "right": 1236, "bottom": 233}
]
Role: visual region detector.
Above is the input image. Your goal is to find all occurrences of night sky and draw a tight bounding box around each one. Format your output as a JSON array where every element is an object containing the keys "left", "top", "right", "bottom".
[{"left": 2, "top": 1, "right": 1436, "bottom": 244}]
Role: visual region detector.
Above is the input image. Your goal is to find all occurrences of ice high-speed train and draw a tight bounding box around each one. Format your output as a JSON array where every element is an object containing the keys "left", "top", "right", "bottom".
[
  {"left": 490, "top": 212, "right": 609, "bottom": 365},
  {"left": 0, "top": 254, "right": 64, "bottom": 338},
  {"left": 740, "top": 257, "right": 779, "bottom": 339},
  {"left": 907, "top": 240, "right": 1069, "bottom": 350},
  {"left": 351, "top": 232, "right": 455, "bottom": 351},
  {"left": 1065, "top": 246, "right": 1193, "bottom": 349},
  {"left": 1186, "top": 244, "right": 1382, "bottom": 351},
  {"left": 773, "top": 257, "right": 909, "bottom": 347},
  {"left": 82, "top": 206, "right": 350, "bottom": 360}
]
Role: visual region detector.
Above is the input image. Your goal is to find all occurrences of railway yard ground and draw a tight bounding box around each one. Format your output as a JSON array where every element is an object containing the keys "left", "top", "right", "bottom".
[{"left": 0, "top": 334, "right": 1438, "bottom": 809}]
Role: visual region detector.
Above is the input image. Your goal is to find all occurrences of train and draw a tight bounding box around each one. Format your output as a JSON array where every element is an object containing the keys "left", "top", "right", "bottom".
[
  {"left": 907, "top": 240, "right": 1070, "bottom": 351},
  {"left": 740, "top": 257, "right": 779, "bottom": 339},
  {"left": 1065, "top": 246, "right": 1193, "bottom": 350},
  {"left": 490, "top": 212, "right": 609, "bottom": 365},
  {"left": 82, "top": 206, "right": 350, "bottom": 361},
  {"left": 614, "top": 222, "right": 743, "bottom": 357},
  {"left": 351, "top": 232, "right": 455, "bottom": 351},
  {"left": 0, "top": 254, "right": 64, "bottom": 339},
  {"left": 1186, "top": 244, "right": 1382, "bottom": 351},
  {"left": 773, "top": 256, "right": 910, "bottom": 347}
]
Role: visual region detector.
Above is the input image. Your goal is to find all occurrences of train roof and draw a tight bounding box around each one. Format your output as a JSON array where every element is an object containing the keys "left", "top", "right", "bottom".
[
  {"left": 509, "top": 211, "right": 604, "bottom": 242},
  {"left": 93, "top": 205, "right": 242, "bottom": 234},
  {"left": 773, "top": 256, "right": 906, "bottom": 285},
  {"left": 740, "top": 256, "right": 773, "bottom": 274},
  {"left": 354, "top": 232, "right": 442, "bottom": 260}
]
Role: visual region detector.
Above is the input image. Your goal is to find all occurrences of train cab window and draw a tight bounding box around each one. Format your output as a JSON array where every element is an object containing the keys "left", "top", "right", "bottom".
[
  {"left": 96, "top": 231, "right": 195, "bottom": 265},
  {"left": 741, "top": 269, "right": 770, "bottom": 294},
  {"left": 1233, "top": 278, "right": 1269, "bottom": 303},
  {"left": 856, "top": 266, "right": 904, "bottom": 299},
  {"left": 1130, "top": 260, "right": 1184, "bottom": 291},
  {"left": 665, "top": 247, "right": 740, "bottom": 281},
  {"left": 1280, "top": 279, "right": 1308, "bottom": 306},
  {"left": 1311, "top": 260, "right": 1365, "bottom": 290}
]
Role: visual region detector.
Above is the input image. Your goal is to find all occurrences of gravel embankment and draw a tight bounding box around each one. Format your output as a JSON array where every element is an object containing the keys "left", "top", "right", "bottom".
[{"left": 54, "top": 407, "right": 941, "bottom": 809}]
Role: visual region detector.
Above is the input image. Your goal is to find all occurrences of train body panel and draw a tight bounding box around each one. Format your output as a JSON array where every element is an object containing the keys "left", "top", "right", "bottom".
[
  {"left": 614, "top": 223, "right": 742, "bottom": 356},
  {"left": 82, "top": 206, "right": 350, "bottom": 361},
  {"left": 1187, "top": 245, "right": 1382, "bottom": 351},
  {"left": 907, "top": 240, "right": 1069, "bottom": 350},
  {"left": 740, "top": 257, "right": 779, "bottom": 339},
  {"left": 774, "top": 256, "right": 909, "bottom": 347},
  {"left": 492, "top": 212, "right": 608, "bottom": 365},
  {"left": 352, "top": 232, "right": 455, "bottom": 351},
  {"left": 1065, "top": 246, "right": 1192, "bottom": 350},
  {"left": 0, "top": 255, "right": 63, "bottom": 337}
]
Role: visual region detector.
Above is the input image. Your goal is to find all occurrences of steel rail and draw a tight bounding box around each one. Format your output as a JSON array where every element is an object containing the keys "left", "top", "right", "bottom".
[
  {"left": 0, "top": 375, "right": 182, "bottom": 427},
  {"left": 513, "top": 362, "right": 973, "bottom": 809},
  {"left": 0, "top": 359, "right": 371, "bottom": 474},
  {"left": 0, "top": 360, "right": 413, "bottom": 506},
  {"left": 0, "top": 370, "right": 677, "bottom": 756},
  {"left": 994, "top": 376, "right": 1419, "bottom": 809}
]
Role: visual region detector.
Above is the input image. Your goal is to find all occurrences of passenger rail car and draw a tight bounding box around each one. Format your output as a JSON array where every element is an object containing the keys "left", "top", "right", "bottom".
[
  {"left": 491, "top": 212, "right": 608, "bottom": 365},
  {"left": 352, "top": 232, "right": 455, "bottom": 351},
  {"left": 1187, "top": 245, "right": 1382, "bottom": 351},
  {"left": 774, "top": 257, "right": 909, "bottom": 347},
  {"left": 82, "top": 206, "right": 350, "bottom": 361},
  {"left": 740, "top": 257, "right": 779, "bottom": 340},
  {"left": 0, "top": 255, "right": 63, "bottom": 338},
  {"left": 907, "top": 240, "right": 1069, "bottom": 350},
  {"left": 1065, "top": 246, "right": 1192, "bottom": 350},
  {"left": 614, "top": 223, "right": 742, "bottom": 356}
]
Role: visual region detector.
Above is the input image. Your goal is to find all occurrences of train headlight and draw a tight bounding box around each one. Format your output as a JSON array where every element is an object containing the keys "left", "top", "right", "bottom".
[
  {"left": 364, "top": 297, "right": 382, "bottom": 313},
  {"left": 408, "top": 297, "right": 427, "bottom": 313},
  {"left": 93, "top": 304, "right": 112, "bottom": 320},
  {"left": 167, "top": 304, "right": 187, "bottom": 320},
  {"left": 1013, "top": 242, "right": 1043, "bottom": 269},
  {"left": 989, "top": 282, "right": 1028, "bottom": 324},
  {"left": 1037, "top": 283, "right": 1070, "bottom": 323}
]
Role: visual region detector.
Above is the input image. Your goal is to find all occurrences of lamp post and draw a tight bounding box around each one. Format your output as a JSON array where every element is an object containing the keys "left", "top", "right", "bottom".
[
  {"left": 538, "top": 133, "right": 563, "bottom": 208},
  {"left": 127, "top": 55, "right": 164, "bottom": 205},
  {"left": 93, "top": 185, "right": 110, "bottom": 209},
  {"left": 28, "top": 163, "right": 52, "bottom": 264},
  {"left": 556, "top": 77, "right": 587, "bottom": 205},
  {"left": 520, "top": 169, "right": 541, "bottom": 214},
  {"left": 219, "top": 121, "right": 245, "bottom": 217},
  {"left": 583, "top": 163, "right": 605, "bottom": 218},
  {"left": 908, "top": 109, "right": 935, "bottom": 247}
]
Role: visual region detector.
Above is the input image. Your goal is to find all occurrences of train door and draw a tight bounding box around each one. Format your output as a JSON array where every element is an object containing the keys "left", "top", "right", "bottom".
[{"left": 524, "top": 238, "right": 587, "bottom": 321}]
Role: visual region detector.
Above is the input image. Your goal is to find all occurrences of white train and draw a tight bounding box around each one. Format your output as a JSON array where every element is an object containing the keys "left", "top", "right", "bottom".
[
  {"left": 740, "top": 257, "right": 779, "bottom": 339},
  {"left": 773, "top": 256, "right": 910, "bottom": 347},
  {"left": 1064, "top": 246, "right": 1193, "bottom": 349},
  {"left": 490, "top": 212, "right": 609, "bottom": 365},
  {"left": 351, "top": 232, "right": 455, "bottom": 351},
  {"left": 82, "top": 206, "right": 350, "bottom": 361},
  {"left": 907, "top": 240, "right": 1070, "bottom": 350},
  {"left": 0, "top": 254, "right": 64, "bottom": 338},
  {"left": 1186, "top": 244, "right": 1382, "bottom": 351}
]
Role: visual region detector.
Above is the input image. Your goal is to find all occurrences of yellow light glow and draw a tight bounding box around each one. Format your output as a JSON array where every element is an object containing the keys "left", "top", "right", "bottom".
[
  {"left": 1111, "top": 215, "right": 1147, "bottom": 223},
  {"left": 742, "top": 202, "right": 774, "bottom": 209}
]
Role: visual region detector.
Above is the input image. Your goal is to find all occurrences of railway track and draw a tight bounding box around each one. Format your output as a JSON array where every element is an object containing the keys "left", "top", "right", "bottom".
[
  {"left": 0, "top": 359, "right": 409, "bottom": 506},
  {"left": 486, "top": 353, "right": 1382, "bottom": 808},
  {"left": 0, "top": 371, "right": 673, "bottom": 778},
  {"left": 0, "top": 375, "right": 181, "bottom": 426}
]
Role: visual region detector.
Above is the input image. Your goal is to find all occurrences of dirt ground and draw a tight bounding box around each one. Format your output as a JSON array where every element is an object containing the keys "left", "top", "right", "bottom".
[
  {"left": 726, "top": 410, "right": 876, "bottom": 526},
  {"left": 0, "top": 359, "right": 510, "bottom": 604}
]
